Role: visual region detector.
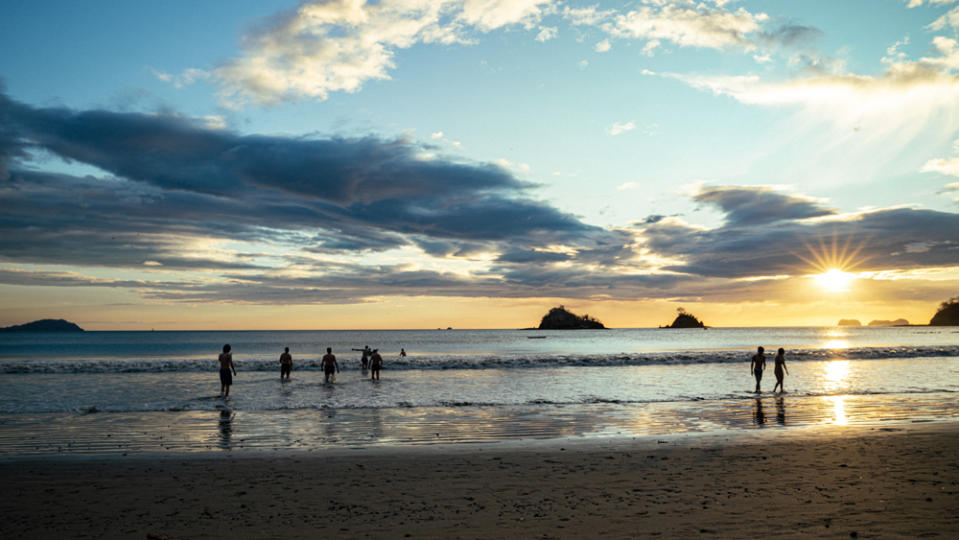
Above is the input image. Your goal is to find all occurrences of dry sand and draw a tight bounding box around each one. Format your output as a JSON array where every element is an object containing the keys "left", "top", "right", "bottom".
[{"left": 2, "top": 424, "right": 957, "bottom": 539}]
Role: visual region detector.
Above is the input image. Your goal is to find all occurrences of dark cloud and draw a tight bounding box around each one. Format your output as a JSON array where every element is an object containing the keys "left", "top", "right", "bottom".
[
  {"left": 759, "top": 24, "right": 823, "bottom": 48},
  {"left": 692, "top": 185, "right": 835, "bottom": 226},
  {"left": 2, "top": 92, "right": 958, "bottom": 307},
  {"left": 0, "top": 91, "right": 609, "bottom": 257},
  {"left": 496, "top": 250, "right": 571, "bottom": 264},
  {"left": 642, "top": 199, "right": 959, "bottom": 278}
]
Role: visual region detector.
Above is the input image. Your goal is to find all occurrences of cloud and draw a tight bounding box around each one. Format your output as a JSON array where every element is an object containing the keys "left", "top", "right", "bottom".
[
  {"left": 758, "top": 24, "right": 823, "bottom": 49},
  {"left": 692, "top": 185, "right": 835, "bottom": 226},
  {"left": 905, "top": 0, "right": 958, "bottom": 8},
  {"left": 0, "top": 91, "right": 646, "bottom": 303},
  {"left": 921, "top": 139, "right": 959, "bottom": 177},
  {"left": 939, "top": 182, "right": 959, "bottom": 201},
  {"left": 535, "top": 26, "right": 558, "bottom": 42},
  {"left": 922, "top": 157, "right": 959, "bottom": 176},
  {"left": 597, "top": 1, "right": 768, "bottom": 52},
  {"left": 594, "top": 39, "right": 611, "bottom": 52},
  {"left": 2, "top": 93, "right": 958, "bottom": 307},
  {"left": 151, "top": 68, "right": 210, "bottom": 89},
  {"left": 214, "top": 0, "right": 556, "bottom": 104},
  {"left": 640, "top": 185, "right": 959, "bottom": 279},
  {"left": 644, "top": 34, "right": 959, "bottom": 142},
  {"left": 928, "top": 6, "right": 959, "bottom": 31},
  {"left": 607, "top": 121, "right": 635, "bottom": 135}
]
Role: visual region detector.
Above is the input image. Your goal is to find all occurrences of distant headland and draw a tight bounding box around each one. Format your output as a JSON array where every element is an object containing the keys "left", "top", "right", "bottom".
[
  {"left": 837, "top": 319, "right": 862, "bottom": 326},
  {"left": 0, "top": 319, "right": 84, "bottom": 332},
  {"left": 662, "top": 308, "right": 706, "bottom": 329},
  {"left": 535, "top": 306, "right": 605, "bottom": 330}
]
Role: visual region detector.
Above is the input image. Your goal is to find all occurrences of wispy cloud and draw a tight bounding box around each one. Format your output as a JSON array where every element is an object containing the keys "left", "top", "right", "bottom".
[
  {"left": 535, "top": 26, "right": 558, "bottom": 42},
  {"left": 643, "top": 34, "right": 959, "bottom": 141},
  {"left": 150, "top": 67, "right": 210, "bottom": 89},
  {"left": 214, "top": 0, "right": 556, "bottom": 105},
  {"left": 563, "top": 0, "right": 770, "bottom": 57},
  {"left": 607, "top": 121, "right": 635, "bottom": 135}
]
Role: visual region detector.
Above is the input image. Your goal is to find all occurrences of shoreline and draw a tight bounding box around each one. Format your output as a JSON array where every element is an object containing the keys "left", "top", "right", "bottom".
[
  {"left": 2, "top": 391, "right": 957, "bottom": 459},
  {"left": 3, "top": 422, "right": 956, "bottom": 538}
]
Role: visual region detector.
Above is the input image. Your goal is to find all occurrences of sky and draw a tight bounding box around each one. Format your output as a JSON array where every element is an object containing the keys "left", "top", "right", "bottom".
[{"left": 1, "top": 0, "right": 958, "bottom": 330}]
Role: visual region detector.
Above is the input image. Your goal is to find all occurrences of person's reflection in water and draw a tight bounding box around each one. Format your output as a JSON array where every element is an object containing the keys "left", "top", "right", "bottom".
[
  {"left": 752, "top": 398, "right": 766, "bottom": 426},
  {"left": 218, "top": 409, "right": 235, "bottom": 450},
  {"left": 776, "top": 397, "right": 786, "bottom": 425}
]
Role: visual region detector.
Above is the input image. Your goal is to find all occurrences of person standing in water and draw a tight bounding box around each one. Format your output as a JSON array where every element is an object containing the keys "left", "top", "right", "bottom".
[
  {"left": 279, "top": 347, "right": 292, "bottom": 380},
  {"left": 399, "top": 348, "right": 406, "bottom": 357},
  {"left": 370, "top": 349, "right": 383, "bottom": 380},
  {"left": 772, "top": 347, "right": 788, "bottom": 393},
  {"left": 750, "top": 346, "right": 766, "bottom": 393},
  {"left": 218, "top": 344, "right": 237, "bottom": 397},
  {"left": 321, "top": 347, "right": 339, "bottom": 383},
  {"left": 352, "top": 346, "right": 371, "bottom": 370}
]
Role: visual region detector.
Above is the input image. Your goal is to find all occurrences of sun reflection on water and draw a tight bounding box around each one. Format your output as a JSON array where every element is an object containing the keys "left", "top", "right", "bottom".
[
  {"left": 823, "top": 359, "right": 850, "bottom": 391},
  {"left": 823, "top": 339, "right": 849, "bottom": 349},
  {"left": 828, "top": 396, "right": 849, "bottom": 425}
]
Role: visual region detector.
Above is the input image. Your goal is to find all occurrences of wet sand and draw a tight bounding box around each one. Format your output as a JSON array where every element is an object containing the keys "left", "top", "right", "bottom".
[{"left": 2, "top": 423, "right": 957, "bottom": 539}]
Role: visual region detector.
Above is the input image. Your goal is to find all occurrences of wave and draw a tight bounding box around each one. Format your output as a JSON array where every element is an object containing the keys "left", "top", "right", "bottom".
[{"left": 2, "top": 345, "right": 958, "bottom": 374}]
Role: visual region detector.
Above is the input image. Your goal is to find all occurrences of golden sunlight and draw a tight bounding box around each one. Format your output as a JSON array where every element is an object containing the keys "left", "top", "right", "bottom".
[
  {"left": 797, "top": 232, "right": 867, "bottom": 293},
  {"left": 823, "top": 359, "right": 850, "bottom": 392},
  {"left": 822, "top": 339, "right": 850, "bottom": 349},
  {"left": 814, "top": 268, "right": 857, "bottom": 292},
  {"left": 828, "top": 395, "right": 849, "bottom": 426}
]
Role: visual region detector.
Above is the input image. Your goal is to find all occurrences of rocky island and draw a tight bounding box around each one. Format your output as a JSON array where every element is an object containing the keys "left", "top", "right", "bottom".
[
  {"left": 0, "top": 319, "right": 84, "bottom": 332},
  {"left": 837, "top": 319, "right": 862, "bottom": 326},
  {"left": 662, "top": 308, "right": 706, "bottom": 328},
  {"left": 929, "top": 298, "right": 959, "bottom": 326},
  {"left": 868, "top": 319, "right": 909, "bottom": 326},
  {"left": 536, "top": 306, "right": 605, "bottom": 330}
]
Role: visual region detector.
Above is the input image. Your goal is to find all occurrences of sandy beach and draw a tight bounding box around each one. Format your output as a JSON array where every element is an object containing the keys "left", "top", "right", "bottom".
[{"left": 3, "top": 423, "right": 957, "bottom": 539}]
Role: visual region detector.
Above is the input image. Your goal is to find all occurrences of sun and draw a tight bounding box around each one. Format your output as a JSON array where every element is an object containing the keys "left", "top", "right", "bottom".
[
  {"left": 795, "top": 231, "right": 868, "bottom": 293},
  {"left": 814, "top": 268, "right": 857, "bottom": 292}
]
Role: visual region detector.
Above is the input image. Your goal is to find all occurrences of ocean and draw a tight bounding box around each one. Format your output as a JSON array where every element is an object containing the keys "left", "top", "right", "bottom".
[{"left": 1, "top": 326, "right": 957, "bottom": 456}]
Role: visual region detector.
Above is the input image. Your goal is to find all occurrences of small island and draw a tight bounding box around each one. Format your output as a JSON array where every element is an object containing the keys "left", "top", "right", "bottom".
[
  {"left": 837, "top": 319, "right": 862, "bottom": 327},
  {"left": 536, "top": 306, "right": 605, "bottom": 330},
  {"left": 929, "top": 298, "right": 959, "bottom": 326},
  {"left": 867, "top": 318, "right": 909, "bottom": 326},
  {"left": 0, "top": 319, "right": 85, "bottom": 332},
  {"left": 662, "top": 307, "right": 706, "bottom": 328}
]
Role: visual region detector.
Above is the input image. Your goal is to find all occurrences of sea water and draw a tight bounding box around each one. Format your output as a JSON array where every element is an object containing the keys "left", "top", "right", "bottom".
[{"left": 0, "top": 327, "right": 957, "bottom": 455}]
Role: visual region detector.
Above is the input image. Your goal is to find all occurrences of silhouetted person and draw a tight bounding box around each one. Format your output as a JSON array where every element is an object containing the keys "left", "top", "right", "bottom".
[
  {"left": 321, "top": 347, "right": 339, "bottom": 383},
  {"left": 218, "top": 344, "right": 236, "bottom": 397},
  {"left": 750, "top": 346, "right": 766, "bottom": 393},
  {"left": 400, "top": 348, "right": 407, "bottom": 357},
  {"left": 352, "top": 345, "right": 371, "bottom": 370},
  {"left": 370, "top": 349, "right": 383, "bottom": 380},
  {"left": 279, "top": 347, "right": 292, "bottom": 380},
  {"left": 772, "top": 347, "right": 788, "bottom": 393}
]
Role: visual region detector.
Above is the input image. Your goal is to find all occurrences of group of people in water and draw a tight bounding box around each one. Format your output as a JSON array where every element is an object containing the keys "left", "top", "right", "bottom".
[
  {"left": 750, "top": 346, "right": 789, "bottom": 393},
  {"left": 219, "top": 343, "right": 787, "bottom": 398},
  {"left": 217, "top": 344, "right": 406, "bottom": 397}
]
